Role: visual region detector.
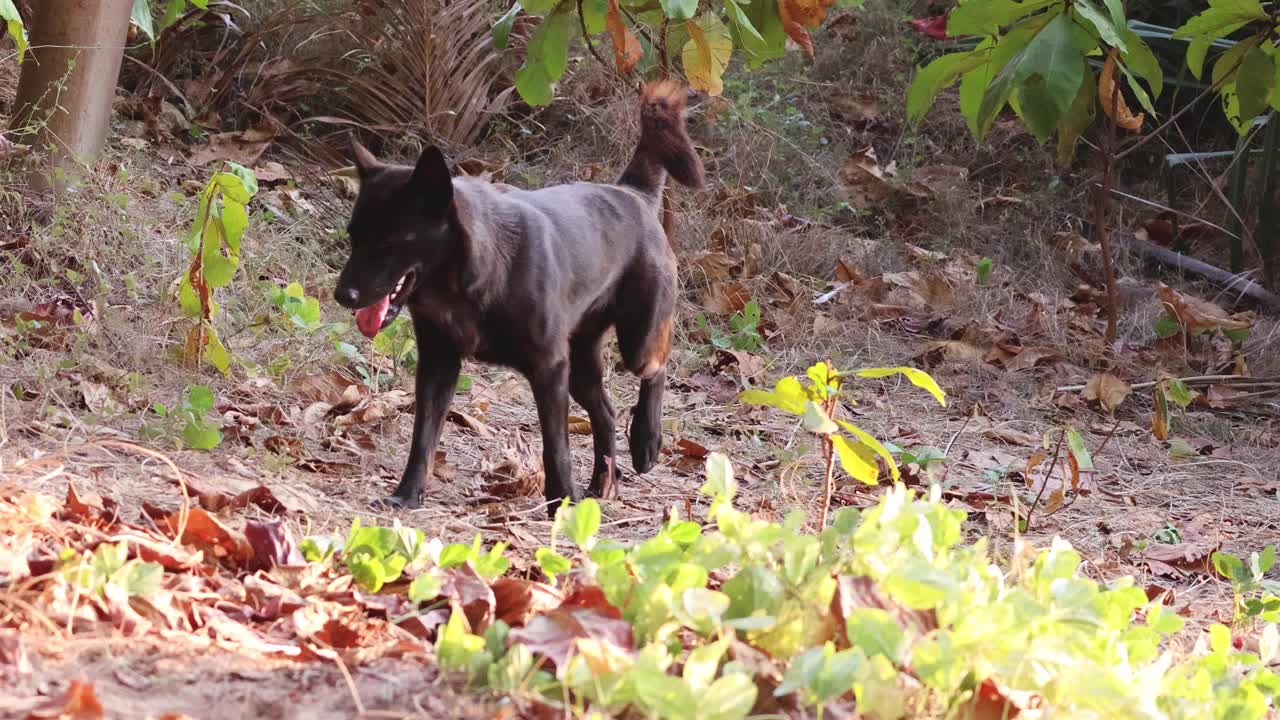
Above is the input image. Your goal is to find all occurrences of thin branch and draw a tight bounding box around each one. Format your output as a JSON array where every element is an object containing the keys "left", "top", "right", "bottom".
[{"left": 576, "top": 0, "right": 610, "bottom": 70}]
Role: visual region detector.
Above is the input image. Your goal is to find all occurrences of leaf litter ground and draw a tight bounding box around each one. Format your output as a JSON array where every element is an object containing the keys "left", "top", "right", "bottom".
[{"left": 3, "top": 42, "right": 1280, "bottom": 719}]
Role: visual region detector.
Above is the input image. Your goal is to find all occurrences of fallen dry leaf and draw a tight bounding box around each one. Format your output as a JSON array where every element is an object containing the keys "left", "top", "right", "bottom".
[
  {"left": 442, "top": 565, "right": 496, "bottom": 633},
  {"left": 27, "top": 679, "right": 104, "bottom": 719},
  {"left": 244, "top": 519, "right": 306, "bottom": 570},
  {"left": 448, "top": 408, "right": 495, "bottom": 438},
  {"left": 1082, "top": 372, "right": 1131, "bottom": 413},
  {"left": 701, "top": 281, "right": 752, "bottom": 316},
  {"left": 981, "top": 427, "right": 1041, "bottom": 447},
  {"left": 190, "top": 126, "right": 276, "bottom": 166},
  {"left": 567, "top": 415, "right": 592, "bottom": 435},
  {"left": 491, "top": 577, "right": 563, "bottom": 627},
  {"left": 777, "top": 0, "right": 836, "bottom": 58},
  {"left": 288, "top": 371, "right": 366, "bottom": 407},
  {"left": 507, "top": 606, "right": 635, "bottom": 676},
  {"left": 158, "top": 507, "right": 250, "bottom": 565},
  {"left": 1156, "top": 284, "right": 1254, "bottom": 334},
  {"left": 1143, "top": 542, "right": 1218, "bottom": 576}
]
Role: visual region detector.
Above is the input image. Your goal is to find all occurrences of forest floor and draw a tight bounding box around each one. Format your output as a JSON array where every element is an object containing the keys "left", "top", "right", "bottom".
[{"left": 2, "top": 9, "right": 1279, "bottom": 719}]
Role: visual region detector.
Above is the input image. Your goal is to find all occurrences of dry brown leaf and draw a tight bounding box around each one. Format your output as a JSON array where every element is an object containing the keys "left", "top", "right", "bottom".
[
  {"left": 701, "top": 281, "right": 752, "bottom": 316},
  {"left": 1082, "top": 372, "right": 1131, "bottom": 413},
  {"left": 981, "top": 427, "right": 1041, "bottom": 447},
  {"left": 834, "top": 258, "right": 865, "bottom": 284},
  {"left": 158, "top": 507, "right": 250, "bottom": 565},
  {"left": 442, "top": 565, "right": 496, "bottom": 632},
  {"left": 918, "top": 340, "right": 985, "bottom": 366},
  {"left": 1204, "top": 384, "right": 1251, "bottom": 408},
  {"left": 567, "top": 415, "right": 593, "bottom": 435},
  {"left": 605, "top": 0, "right": 643, "bottom": 73},
  {"left": 690, "top": 251, "right": 739, "bottom": 282},
  {"left": 288, "top": 371, "right": 366, "bottom": 406},
  {"left": 676, "top": 438, "right": 710, "bottom": 458},
  {"left": 448, "top": 408, "right": 495, "bottom": 438},
  {"left": 492, "top": 578, "right": 563, "bottom": 627},
  {"left": 1156, "top": 284, "right": 1255, "bottom": 333},
  {"left": 26, "top": 679, "right": 104, "bottom": 719},
  {"left": 190, "top": 126, "right": 276, "bottom": 166},
  {"left": 1098, "top": 49, "right": 1144, "bottom": 132},
  {"left": 507, "top": 606, "right": 635, "bottom": 676},
  {"left": 838, "top": 147, "right": 928, "bottom": 208},
  {"left": 1004, "top": 347, "right": 1060, "bottom": 372},
  {"left": 1143, "top": 542, "right": 1218, "bottom": 575}
]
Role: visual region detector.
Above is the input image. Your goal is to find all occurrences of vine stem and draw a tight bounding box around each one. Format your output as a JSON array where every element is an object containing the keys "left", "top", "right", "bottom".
[
  {"left": 1024, "top": 430, "right": 1066, "bottom": 530},
  {"left": 1095, "top": 54, "right": 1123, "bottom": 346}
]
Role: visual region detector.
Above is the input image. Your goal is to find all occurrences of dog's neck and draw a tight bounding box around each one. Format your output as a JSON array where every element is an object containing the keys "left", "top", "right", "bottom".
[{"left": 446, "top": 179, "right": 512, "bottom": 308}]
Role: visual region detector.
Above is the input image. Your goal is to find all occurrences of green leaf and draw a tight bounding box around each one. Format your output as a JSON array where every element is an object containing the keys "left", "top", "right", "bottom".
[
  {"left": 1172, "top": 0, "right": 1267, "bottom": 42},
  {"left": 832, "top": 435, "right": 880, "bottom": 485},
  {"left": 727, "top": 0, "right": 784, "bottom": 68},
  {"left": 536, "top": 547, "right": 571, "bottom": 580},
  {"left": 124, "top": 562, "right": 164, "bottom": 597},
  {"left": 408, "top": 573, "right": 442, "bottom": 603},
  {"left": 1065, "top": 428, "right": 1093, "bottom": 471},
  {"left": 520, "top": 0, "right": 556, "bottom": 15},
  {"left": 723, "top": 564, "right": 784, "bottom": 618},
  {"left": 158, "top": 0, "right": 187, "bottom": 31},
  {"left": 182, "top": 421, "right": 222, "bottom": 450},
  {"left": 947, "top": 0, "right": 1052, "bottom": 36},
  {"left": 907, "top": 50, "right": 989, "bottom": 126},
  {"left": 514, "top": 62, "right": 554, "bottom": 106},
  {"left": 185, "top": 385, "right": 215, "bottom": 413},
  {"left": 1214, "top": 551, "right": 1247, "bottom": 584},
  {"left": 1165, "top": 378, "right": 1197, "bottom": 408},
  {"left": 844, "top": 607, "right": 906, "bottom": 664},
  {"left": 491, "top": 2, "right": 521, "bottom": 49},
  {"left": 1013, "top": 13, "right": 1085, "bottom": 128},
  {"left": 565, "top": 498, "right": 601, "bottom": 550},
  {"left": 740, "top": 375, "right": 808, "bottom": 415},
  {"left": 204, "top": 325, "right": 232, "bottom": 376},
  {"left": 1119, "top": 29, "right": 1163, "bottom": 100},
  {"left": 802, "top": 401, "right": 838, "bottom": 435},
  {"left": 1073, "top": 0, "right": 1125, "bottom": 51},
  {"left": 702, "top": 452, "right": 737, "bottom": 500},
  {"left": 1186, "top": 36, "right": 1215, "bottom": 80},
  {"left": 1237, "top": 46, "right": 1274, "bottom": 125},
  {"left": 581, "top": 0, "right": 607, "bottom": 34},
  {"left": 701, "top": 672, "right": 757, "bottom": 720},
  {"left": 436, "top": 609, "right": 486, "bottom": 670},
  {"left": 1153, "top": 314, "right": 1181, "bottom": 338},
  {"left": 439, "top": 543, "right": 470, "bottom": 568},
  {"left": 132, "top": 0, "right": 156, "bottom": 41},
  {"left": 0, "top": 0, "right": 28, "bottom": 62},
  {"left": 975, "top": 258, "right": 993, "bottom": 285},
  {"left": 855, "top": 367, "right": 947, "bottom": 406},
  {"left": 660, "top": 0, "right": 698, "bottom": 21}
]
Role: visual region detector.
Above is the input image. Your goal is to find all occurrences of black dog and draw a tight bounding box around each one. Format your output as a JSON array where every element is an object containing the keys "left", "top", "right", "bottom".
[{"left": 334, "top": 81, "right": 705, "bottom": 514}]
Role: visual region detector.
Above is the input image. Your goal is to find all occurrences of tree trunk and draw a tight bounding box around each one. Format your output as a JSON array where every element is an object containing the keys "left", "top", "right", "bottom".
[{"left": 10, "top": 0, "right": 133, "bottom": 181}]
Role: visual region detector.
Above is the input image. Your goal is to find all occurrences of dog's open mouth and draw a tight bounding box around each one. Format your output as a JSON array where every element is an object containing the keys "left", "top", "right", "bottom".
[{"left": 354, "top": 269, "right": 417, "bottom": 339}]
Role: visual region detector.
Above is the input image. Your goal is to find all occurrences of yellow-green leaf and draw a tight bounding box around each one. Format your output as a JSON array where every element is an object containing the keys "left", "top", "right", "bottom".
[
  {"left": 832, "top": 436, "right": 880, "bottom": 484},
  {"left": 836, "top": 420, "right": 900, "bottom": 482},
  {"left": 740, "top": 375, "right": 808, "bottom": 415},
  {"left": 683, "top": 14, "right": 732, "bottom": 96},
  {"left": 803, "top": 401, "right": 838, "bottom": 435},
  {"left": 854, "top": 367, "right": 946, "bottom": 406}
]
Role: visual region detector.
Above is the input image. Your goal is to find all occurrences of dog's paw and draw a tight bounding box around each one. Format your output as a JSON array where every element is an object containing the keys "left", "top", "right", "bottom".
[
  {"left": 629, "top": 423, "right": 662, "bottom": 475},
  {"left": 376, "top": 494, "right": 421, "bottom": 510}
]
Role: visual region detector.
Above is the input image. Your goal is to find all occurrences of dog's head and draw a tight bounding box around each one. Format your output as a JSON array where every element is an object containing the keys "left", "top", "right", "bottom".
[{"left": 334, "top": 141, "right": 460, "bottom": 338}]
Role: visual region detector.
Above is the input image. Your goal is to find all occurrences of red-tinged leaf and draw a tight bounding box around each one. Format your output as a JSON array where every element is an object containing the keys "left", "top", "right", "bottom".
[
  {"left": 676, "top": 438, "right": 710, "bottom": 458},
  {"left": 243, "top": 574, "right": 307, "bottom": 620},
  {"left": 441, "top": 565, "right": 496, "bottom": 632},
  {"left": 291, "top": 602, "right": 366, "bottom": 649},
  {"left": 908, "top": 14, "right": 951, "bottom": 40},
  {"left": 492, "top": 577, "right": 563, "bottom": 628},
  {"left": 244, "top": 518, "right": 306, "bottom": 570},
  {"left": 777, "top": 0, "right": 835, "bottom": 58},
  {"left": 507, "top": 606, "right": 635, "bottom": 674},
  {"left": 561, "top": 585, "right": 624, "bottom": 619},
  {"left": 158, "top": 507, "right": 250, "bottom": 565},
  {"left": 957, "top": 677, "right": 1027, "bottom": 720},
  {"left": 26, "top": 679, "right": 104, "bottom": 719},
  {"left": 107, "top": 532, "right": 203, "bottom": 572},
  {"left": 64, "top": 483, "right": 117, "bottom": 526},
  {"left": 199, "top": 485, "right": 289, "bottom": 515}
]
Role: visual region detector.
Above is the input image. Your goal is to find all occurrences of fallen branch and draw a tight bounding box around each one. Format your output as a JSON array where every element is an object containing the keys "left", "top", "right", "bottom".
[
  {"left": 1056, "top": 374, "right": 1280, "bottom": 393},
  {"left": 1116, "top": 231, "right": 1280, "bottom": 311}
]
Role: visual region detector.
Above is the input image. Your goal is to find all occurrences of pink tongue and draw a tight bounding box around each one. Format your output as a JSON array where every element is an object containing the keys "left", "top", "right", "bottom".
[{"left": 355, "top": 295, "right": 391, "bottom": 339}]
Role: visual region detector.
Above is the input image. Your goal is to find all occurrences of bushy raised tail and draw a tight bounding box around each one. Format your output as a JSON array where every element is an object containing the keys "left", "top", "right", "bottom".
[{"left": 618, "top": 80, "right": 705, "bottom": 196}]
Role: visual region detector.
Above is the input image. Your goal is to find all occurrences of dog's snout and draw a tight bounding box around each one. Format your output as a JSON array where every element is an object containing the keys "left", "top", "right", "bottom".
[{"left": 335, "top": 285, "right": 360, "bottom": 308}]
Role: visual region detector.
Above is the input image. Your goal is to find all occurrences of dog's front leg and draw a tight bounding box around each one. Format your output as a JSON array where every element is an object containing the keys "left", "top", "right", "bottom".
[
  {"left": 530, "top": 357, "right": 581, "bottom": 516},
  {"left": 389, "top": 331, "right": 461, "bottom": 508}
]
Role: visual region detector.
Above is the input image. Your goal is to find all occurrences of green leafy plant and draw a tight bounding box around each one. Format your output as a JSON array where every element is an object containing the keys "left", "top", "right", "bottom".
[
  {"left": 176, "top": 163, "right": 257, "bottom": 376},
  {"left": 407, "top": 453, "right": 1280, "bottom": 719},
  {"left": 1, "top": 0, "right": 26, "bottom": 62},
  {"left": 975, "top": 257, "right": 994, "bottom": 285},
  {"left": 1213, "top": 546, "right": 1280, "bottom": 624},
  {"left": 696, "top": 299, "right": 764, "bottom": 352},
  {"left": 742, "top": 362, "right": 946, "bottom": 526},
  {"left": 131, "top": 0, "right": 210, "bottom": 42},
  {"left": 58, "top": 542, "right": 164, "bottom": 600},
  {"left": 494, "top": 0, "right": 865, "bottom": 104},
  {"left": 145, "top": 384, "right": 223, "bottom": 450},
  {"left": 269, "top": 282, "right": 321, "bottom": 331}
]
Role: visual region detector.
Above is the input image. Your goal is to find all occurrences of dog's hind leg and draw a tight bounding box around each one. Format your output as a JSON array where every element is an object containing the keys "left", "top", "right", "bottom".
[
  {"left": 570, "top": 331, "right": 619, "bottom": 499},
  {"left": 615, "top": 263, "right": 675, "bottom": 475},
  {"left": 530, "top": 349, "right": 582, "bottom": 515}
]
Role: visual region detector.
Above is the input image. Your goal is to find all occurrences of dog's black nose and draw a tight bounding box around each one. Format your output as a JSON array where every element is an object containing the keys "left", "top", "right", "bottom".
[{"left": 335, "top": 286, "right": 359, "bottom": 308}]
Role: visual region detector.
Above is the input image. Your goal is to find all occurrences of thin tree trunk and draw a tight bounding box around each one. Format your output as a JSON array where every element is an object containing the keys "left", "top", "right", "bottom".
[{"left": 10, "top": 0, "right": 133, "bottom": 185}]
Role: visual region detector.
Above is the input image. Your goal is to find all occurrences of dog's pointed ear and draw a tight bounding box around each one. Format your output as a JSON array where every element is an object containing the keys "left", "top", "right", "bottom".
[
  {"left": 410, "top": 145, "right": 454, "bottom": 217},
  {"left": 351, "top": 138, "right": 380, "bottom": 179}
]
